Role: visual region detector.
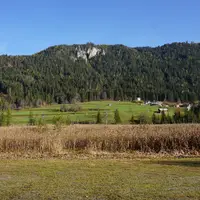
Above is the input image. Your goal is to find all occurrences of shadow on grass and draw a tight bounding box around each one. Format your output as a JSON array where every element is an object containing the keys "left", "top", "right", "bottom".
[{"left": 155, "top": 160, "right": 200, "bottom": 167}]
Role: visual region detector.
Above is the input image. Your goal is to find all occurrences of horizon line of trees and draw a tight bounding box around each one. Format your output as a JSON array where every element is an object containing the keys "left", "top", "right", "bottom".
[{"left": 1, "top": 42, "right": 200, "bottom": 106}]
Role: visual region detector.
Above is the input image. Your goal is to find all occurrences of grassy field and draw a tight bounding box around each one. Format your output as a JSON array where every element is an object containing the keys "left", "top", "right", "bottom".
[
  {"left": 0, "top": 158, "right": 200, "bottom": 200},
  {"left": 11, "top": 101, "right": 176, "bottom": 124},
  {"left": 0, "top": 125, "right": 200, "bottom": 199}
]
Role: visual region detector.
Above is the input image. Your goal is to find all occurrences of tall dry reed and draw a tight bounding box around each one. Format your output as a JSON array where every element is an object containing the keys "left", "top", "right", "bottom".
[{"left": 0, "top": 125, "right": 199, "bottom": 157}]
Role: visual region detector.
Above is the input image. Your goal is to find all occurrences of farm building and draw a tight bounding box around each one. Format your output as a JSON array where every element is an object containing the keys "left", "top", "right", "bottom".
[
  {"left": 150, "top": 101, "right": 163, "bottom": 106},
  {"left": 177, "top": 103, "right": 192, "bottom": 111},
  {"left": 136, "top": 97, "right": 141, "bottom": 101}
]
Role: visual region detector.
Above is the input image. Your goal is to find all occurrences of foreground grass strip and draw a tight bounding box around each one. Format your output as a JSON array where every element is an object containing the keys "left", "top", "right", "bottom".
[{"left": 0, "top": 158, "right": 200, "bottom": 200}]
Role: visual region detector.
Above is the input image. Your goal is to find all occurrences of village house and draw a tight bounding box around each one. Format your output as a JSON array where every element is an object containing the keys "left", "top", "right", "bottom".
[{"left": 177, "top": 103, "right": 192, "bottom": 111}]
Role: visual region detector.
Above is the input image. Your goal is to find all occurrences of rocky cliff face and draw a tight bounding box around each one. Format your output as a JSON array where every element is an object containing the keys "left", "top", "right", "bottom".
[
  {"left": 76, "top": 46, "right": 106, "bottom": 62},
  {"left": 33, "top": 43, "right": 106, "bottom": 63}
]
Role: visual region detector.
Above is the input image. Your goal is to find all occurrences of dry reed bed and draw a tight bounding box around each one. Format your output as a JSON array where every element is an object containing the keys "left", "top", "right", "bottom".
[{"left": 0, "top": 124, "right": 200, "bottom": 157}]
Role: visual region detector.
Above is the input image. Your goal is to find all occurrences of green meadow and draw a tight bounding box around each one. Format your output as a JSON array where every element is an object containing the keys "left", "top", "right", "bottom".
[
  {"left": 10, "top": 101, "right": 176, "bottom": 125},
  {"left": 0, "top": 158, "right": 200, "bottom": 200}
]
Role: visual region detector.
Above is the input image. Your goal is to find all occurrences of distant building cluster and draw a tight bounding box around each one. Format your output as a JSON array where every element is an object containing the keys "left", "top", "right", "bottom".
[{"left": 135, "top": 97, "right": 192, "bottom": 114}]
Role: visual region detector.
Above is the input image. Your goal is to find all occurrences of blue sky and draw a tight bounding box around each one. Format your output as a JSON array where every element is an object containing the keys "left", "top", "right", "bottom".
[{"left": 0, "top": 0, "right": 199, "bottom": 55}]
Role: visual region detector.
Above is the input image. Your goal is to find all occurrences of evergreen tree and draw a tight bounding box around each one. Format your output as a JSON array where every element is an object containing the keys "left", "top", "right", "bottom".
[
  {"left": 65, "top": 115, "right": 71, "bottom": 125},
  {"left": 160, "top": 111, "right": 168, "bottom": 124},
  {"left": 6, "top": 109, "right": 12, "bottom": 126},
  {"left": 184, "top": 109, "right": 194, "bottom": 123},
  {"left": 129, "top": 114, "right": 135, "bottom": 124},
  {"left": 0, "top": 111, "right": 6, "bottom": 126},
  {"left": 173, "top": 109, "right": 181, "bottom": 124},
  {"left": 28, "top": 111, "right": 36, "bottom": 126},
  {"left": 189, "top": 104, "right": 200, "bottom": 123},
  {"left": 166, "top": 114, "right": 173, "bottom": 124},
  {"left": 96, "top": 110, "right": 102, "bottom": 124},
  {"left": 114, "top": 109, "right": 122, "bottom": 124},
  {"left": 152, "top": 113, "right": 158, "bottom": 124}
]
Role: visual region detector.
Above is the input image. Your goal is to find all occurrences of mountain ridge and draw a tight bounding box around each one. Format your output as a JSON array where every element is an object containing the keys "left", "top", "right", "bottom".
[
  {"left": 0, "top": 42, "right": 200, "bottom": 106},
  {"left": 1, "top": 42, "right": 199, "bottom": 56}
]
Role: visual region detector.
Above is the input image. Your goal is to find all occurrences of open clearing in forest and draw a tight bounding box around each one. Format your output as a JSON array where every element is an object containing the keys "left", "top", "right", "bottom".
[
  {"left": 11, "top": 101, "right": 176, "bottom": 124},
  {"left": 0, "top": 158, "right": 200, "bottom": 200}
]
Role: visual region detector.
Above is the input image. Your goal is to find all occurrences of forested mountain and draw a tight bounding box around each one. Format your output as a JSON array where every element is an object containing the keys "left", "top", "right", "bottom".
[{"left": 0, "top": 42, "right": 200, "bottom": 107}]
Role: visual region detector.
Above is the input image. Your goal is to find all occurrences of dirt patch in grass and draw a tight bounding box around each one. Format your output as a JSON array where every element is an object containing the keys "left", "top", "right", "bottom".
[{"left": 0, "top": 175, "right": 11, "bottom": 180}]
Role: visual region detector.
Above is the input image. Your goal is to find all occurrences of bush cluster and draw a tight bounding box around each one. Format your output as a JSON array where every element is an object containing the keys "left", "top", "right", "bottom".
[{"left": 60, "top": 104, "right": 81, "bottom": 112}]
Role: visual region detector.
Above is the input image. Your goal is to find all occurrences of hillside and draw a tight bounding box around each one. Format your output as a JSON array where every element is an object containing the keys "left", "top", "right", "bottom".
[{"left": 0, "top": 42, "right": 200, "bottom": 106}]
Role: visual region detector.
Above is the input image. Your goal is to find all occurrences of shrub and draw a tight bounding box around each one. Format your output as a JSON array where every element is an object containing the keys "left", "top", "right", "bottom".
[
  {"left": 28, "top": 111, "right": 36, "bottom": 126},
  {"left": 60, "top": 104, "right": 81, "bottom": 112},
  {"left": 36, "top": 117, "right": 46, "bottom": 127},
  {"left": 138, "top": 113, "right": 149, "bottom": 124},
  {"left": 69, "top": 104, "right": 81, "bottom": 112},
  {"left": 53, "top": 115, "right": 64, "bottom": 128},
  {"left": 60, "top": 104, "right": 67, "bottom": 112},
  {"left": 52, "top": 115, "right": 71, "bottom": 129}
]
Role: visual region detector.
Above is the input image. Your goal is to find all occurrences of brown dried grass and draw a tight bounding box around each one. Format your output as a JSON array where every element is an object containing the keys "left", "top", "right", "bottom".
[{"left": 0, "top": 124, "right": 200, "bottom": 158}]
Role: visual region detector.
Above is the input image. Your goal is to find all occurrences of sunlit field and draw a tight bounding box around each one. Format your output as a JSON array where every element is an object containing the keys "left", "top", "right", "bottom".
[
  {"left": 0, "top": 124, "right": 200, "bottom": 199},
  {"left": 1, "top": 158, "right": 200, "bottom": 200},
  {"left": 11, "top": 101, "right": 176, "bottom": 124}
]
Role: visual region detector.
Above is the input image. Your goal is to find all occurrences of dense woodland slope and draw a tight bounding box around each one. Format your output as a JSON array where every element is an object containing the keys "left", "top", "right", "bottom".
[{"left": 0, "top": 42, "right": 200, "bottom": 107}]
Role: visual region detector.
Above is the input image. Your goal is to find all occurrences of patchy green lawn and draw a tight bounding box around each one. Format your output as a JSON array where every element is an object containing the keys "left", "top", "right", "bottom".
[{"left": 0, "top": 158, "right": 200, "bottom": 200}]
